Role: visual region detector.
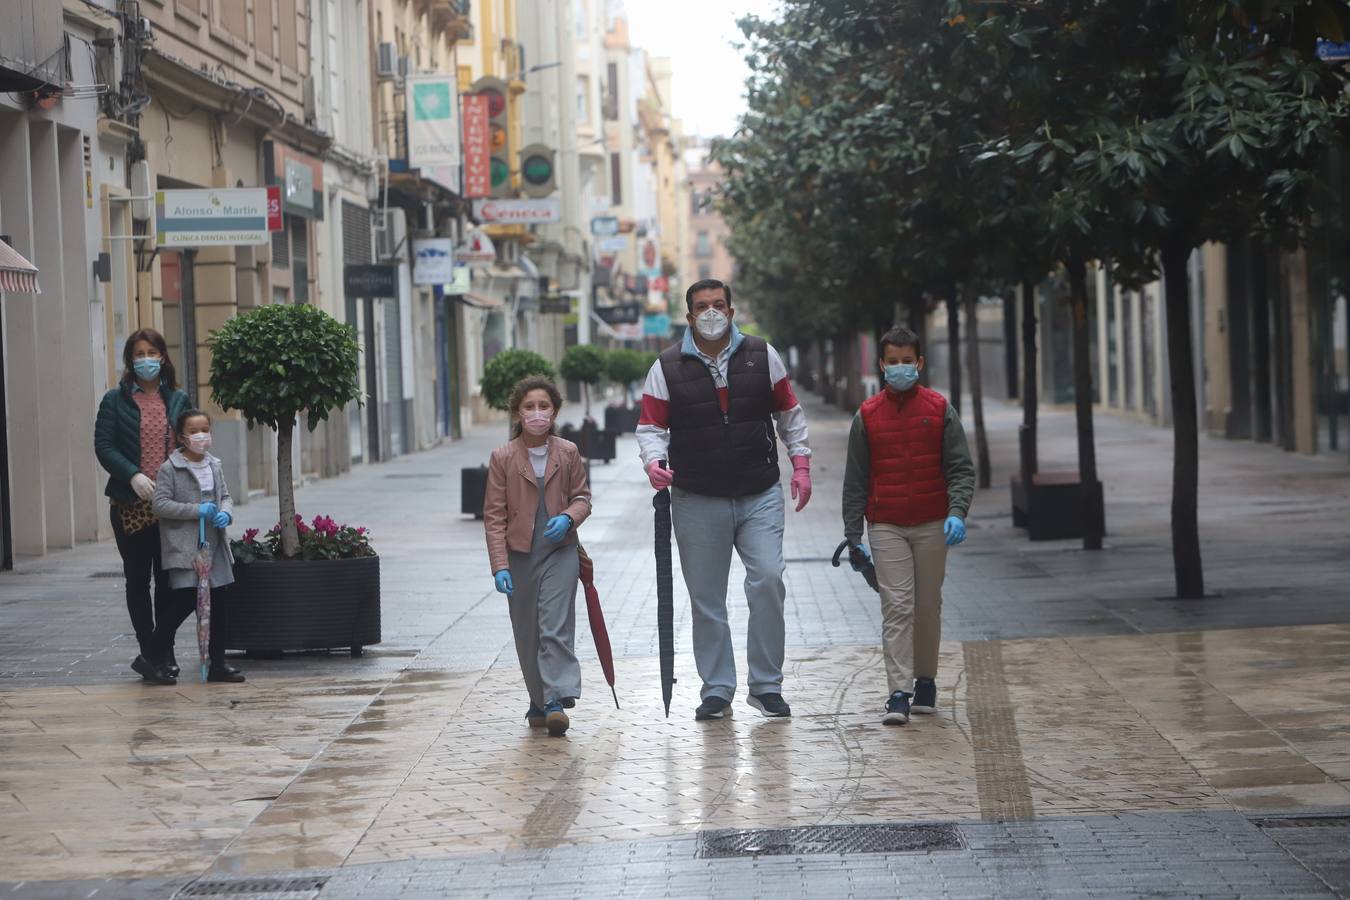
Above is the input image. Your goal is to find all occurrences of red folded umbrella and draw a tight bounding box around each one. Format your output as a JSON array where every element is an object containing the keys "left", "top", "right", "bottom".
[{"left": 577, "top": 544, "right": 619, "bottom": 709}]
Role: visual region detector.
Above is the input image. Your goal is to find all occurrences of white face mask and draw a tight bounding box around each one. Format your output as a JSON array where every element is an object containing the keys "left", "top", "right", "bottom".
[
  {"left": 694, "top": 308, "right": 729, "bottom": 340},
  {"left": 188, "top": 432, "right": 212, "bottom": 454}
]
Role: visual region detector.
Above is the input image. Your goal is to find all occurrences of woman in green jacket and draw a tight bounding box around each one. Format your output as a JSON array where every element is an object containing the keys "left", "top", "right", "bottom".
[{"left": 94, "top": 329, "right": 192, "bottom": 683}]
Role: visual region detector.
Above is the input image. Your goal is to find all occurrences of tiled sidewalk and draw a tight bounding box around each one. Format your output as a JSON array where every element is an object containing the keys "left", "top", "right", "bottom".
[{"left": 2, "top": 389, "right": 1349, "bottom": 897}]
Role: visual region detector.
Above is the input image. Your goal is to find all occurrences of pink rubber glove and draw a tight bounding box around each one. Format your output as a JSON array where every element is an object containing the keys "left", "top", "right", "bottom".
[
  {"left": 790, "top": 456, "right": 812, "bottom": 511},
  {"left": 646, "top": 459, "right": 674, "bottom": 490}
]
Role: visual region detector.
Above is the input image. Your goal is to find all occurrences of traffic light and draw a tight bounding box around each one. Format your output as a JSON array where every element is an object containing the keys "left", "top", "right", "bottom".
[
  {"left": 518, "top": 144, "right": 556, "bottom": 198},
  {"left": 471, "top": 76, "right": 511, "bottom": 198}
]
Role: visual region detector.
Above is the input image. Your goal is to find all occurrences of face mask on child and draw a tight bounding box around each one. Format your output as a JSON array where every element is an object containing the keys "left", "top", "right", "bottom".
[
  {"left": 521, "top": 412, "right": 552, "bottom": 436},
  {"left": 187, "top": 432, "right": 212, "bottom": 454},
  {"left": 884, "top": 363, "right": 920, "bottom": 391}
]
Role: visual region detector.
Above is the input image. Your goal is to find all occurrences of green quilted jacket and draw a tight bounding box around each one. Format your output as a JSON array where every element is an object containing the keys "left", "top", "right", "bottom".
[{"left": 94, "top": 381, "right": 193, "bottom": 504}]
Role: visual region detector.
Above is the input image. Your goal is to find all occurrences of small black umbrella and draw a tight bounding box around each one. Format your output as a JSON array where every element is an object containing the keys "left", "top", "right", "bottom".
[
  {"left": 653, "top": 462, "right": 676, "bottom": 717},
  {"left": 832, "top": 539, "right": 879, "bottom": 593}
]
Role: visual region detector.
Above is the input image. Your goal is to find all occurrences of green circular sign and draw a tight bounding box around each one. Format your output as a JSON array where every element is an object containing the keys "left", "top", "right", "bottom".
[
  {"left": 522, "top": 154, "right": 553, "bottom": 185},
  {"left": 490, "top": 158, "right": 510, "bottom": 187}
]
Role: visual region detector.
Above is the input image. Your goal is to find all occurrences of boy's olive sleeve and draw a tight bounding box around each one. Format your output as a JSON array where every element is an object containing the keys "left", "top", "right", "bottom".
[
  {"left": 842, "top": 411, "right": 870, "bottom": 544},
  {"left": 943, "top": 404, "right": 976, "bottom": 519}
]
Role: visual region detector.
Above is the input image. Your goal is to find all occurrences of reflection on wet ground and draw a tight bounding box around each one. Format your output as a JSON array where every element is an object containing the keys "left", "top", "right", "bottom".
[{"left": 2, "top": 623, "right": 1348, "bottom": 881}]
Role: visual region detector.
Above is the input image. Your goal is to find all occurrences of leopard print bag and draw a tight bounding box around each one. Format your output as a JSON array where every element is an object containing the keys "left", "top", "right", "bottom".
[{"left": 113, "top": 498, "right": 156, "bottom": 535}]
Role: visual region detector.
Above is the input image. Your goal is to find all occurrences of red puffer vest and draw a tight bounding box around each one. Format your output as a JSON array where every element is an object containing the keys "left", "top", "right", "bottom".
[{"left": 861, "top": 385, "right": 950, "bottom": 526}]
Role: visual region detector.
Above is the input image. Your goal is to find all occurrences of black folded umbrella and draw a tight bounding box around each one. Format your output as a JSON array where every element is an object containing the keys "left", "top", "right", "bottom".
[
  {"left": 653, "top": 464, "right": 676, "bottom": 716},
  {"left": 832, "top": 539, "right": 879, "bottom": 593}
]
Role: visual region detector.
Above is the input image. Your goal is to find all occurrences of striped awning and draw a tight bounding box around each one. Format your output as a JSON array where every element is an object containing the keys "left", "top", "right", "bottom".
[{"left": 0, "top": 241, "right": 40, "bottom": 294}]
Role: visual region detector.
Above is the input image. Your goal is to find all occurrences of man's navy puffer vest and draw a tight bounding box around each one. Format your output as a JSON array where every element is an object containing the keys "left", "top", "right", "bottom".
[{"left": 659, "top": 335, "right": 779, "bottom": 498}]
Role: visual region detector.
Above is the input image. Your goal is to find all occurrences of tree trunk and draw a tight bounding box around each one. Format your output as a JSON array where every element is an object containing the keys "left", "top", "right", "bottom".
[
  {"left": 908, "top": 298, "right": 929, "bottom": 385},
  {"left": 1162, "top": 241, "right": 1205, "bottom": 599},
  {"left": 963, "top": 289, "right": 992, "bottom": 489},
  {"left": 277, "top": 420, "right": 299, "bottom": 558},
  {"left": 946, "top": 287, "right": 962, "bottom": 413},
  {"left": 583, "top": 382, "right": 591, "bottom": 419},
  {"left": 1021, "top": 279, "right": 1039, "bottom": 483},
  {"left": 1003, "top": 291, "right": 1019, "bottom": 400},
  {"left": 1068, "top": 259, "right": 1103, "bottom": 551}
]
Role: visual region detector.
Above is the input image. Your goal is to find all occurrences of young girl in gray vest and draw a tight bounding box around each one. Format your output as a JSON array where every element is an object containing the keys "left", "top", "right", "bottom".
[
  {"left": 147, "top": 409, "right": 246, "bottom": 684},
  {"left": 483, "top": 376, "right": 593, "bottom": 737}
]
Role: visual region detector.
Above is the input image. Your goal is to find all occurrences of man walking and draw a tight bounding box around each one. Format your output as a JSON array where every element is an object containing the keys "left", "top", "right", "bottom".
[{"left": 637, "top": 279, "right": 812, "bottom": 720}]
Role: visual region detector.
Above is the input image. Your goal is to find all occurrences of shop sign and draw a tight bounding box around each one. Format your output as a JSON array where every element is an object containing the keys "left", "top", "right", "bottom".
[
  {"left": 540, "top": 295, "right": 572, "bottom": 314},
  {"left": 413, "top": 237, "right": 455, "bottom": 285},
  {"left": 650, "top": 275, "right": 669, "bottom": 293},
  {"left": 343, "top": 264, "right": 398, "bottom": 297},
  {"left": 473, "top": 198, "right": 561, "bottom": 224},
  {"left": 638, "top": 234, "right": 662, "bottom": 278},
  {"left": 443, "top": 265, "right": 471, "bottom": 295},
  {"left": 457, "top": 227, "right": 497, "bottom": 267},
  {"left": 284, "top": 160, "right": 314, "bottom": 216},
  {"left": 406, "top": 74, "right": 459, "bottom": 169},
  {"left": 155, "top": 188, "right": 280, "bottom": 247},
  {"left": 461, "top": 93, "right": 491, "bottom": 198},
  {"left": 597, "top": 235, "right": 628, "bottom": 253},
  {"left": 590, "top": 215, "right": 620, "bottom": 236},
  {"left": 643, "top": 313, "right": 671, "bottom": 337},
  {"left": 595, "top": 302, "right": 642, "bottom": 326},
  {"left": 1317, "top": 39, "right": 1350, "bottom": 60}
]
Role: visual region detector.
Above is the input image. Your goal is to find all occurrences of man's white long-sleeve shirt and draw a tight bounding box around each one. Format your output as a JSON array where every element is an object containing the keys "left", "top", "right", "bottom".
[{"left": 636, "top": 326, "right": 810, "bottom": 466}]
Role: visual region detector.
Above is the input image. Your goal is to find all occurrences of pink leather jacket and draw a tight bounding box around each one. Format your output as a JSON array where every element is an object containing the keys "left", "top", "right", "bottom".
[{"left": 484, "top": 435, "right": 592, "bottom": 574}]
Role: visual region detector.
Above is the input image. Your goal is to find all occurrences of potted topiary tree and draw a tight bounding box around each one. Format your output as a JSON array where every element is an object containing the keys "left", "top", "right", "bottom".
[
  {"left": 464, "top": 349, "right": 556, "bottom": 517},
  {"left": 208, "top": 303, "right": 379, "bottom": 658},
  {"left": 560, "top": 344, "right": 614, "bottom": 462},
  {"left": 604, "top": 348, "right": 647, "bottom": 433}
]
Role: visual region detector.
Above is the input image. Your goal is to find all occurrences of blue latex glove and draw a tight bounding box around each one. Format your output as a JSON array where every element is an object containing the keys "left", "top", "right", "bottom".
[
  {"left": 543, "top": 514, "right": 572, "bottom": 543},
  {"left": 944, "top": 516, "right": 967, "bottom": 546},
  {"left": 493, "top": 569, "right": 513, "bottom": 595},
  {"left": 212, "top": 510, "right": 231, "bottom": 528},
  {"left": 850, "top": 543, "right": 873, "bottom": 572},
  {"left": 198, "top": 501, "right": 219, "bottom": 518}
]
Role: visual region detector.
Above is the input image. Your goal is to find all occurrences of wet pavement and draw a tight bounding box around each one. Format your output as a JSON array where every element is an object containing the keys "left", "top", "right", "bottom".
[{"left": 2, "top": 391, "right": 1348, "bottom": 898}]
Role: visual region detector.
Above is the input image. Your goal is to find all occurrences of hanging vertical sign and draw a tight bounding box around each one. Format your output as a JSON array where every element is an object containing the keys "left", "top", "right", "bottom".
[
  {"left": 405, "top": 74, "right": 459, "bottom": 169},
  {"left": 461, "top": 93, "right": 491, "bottom": 199}
]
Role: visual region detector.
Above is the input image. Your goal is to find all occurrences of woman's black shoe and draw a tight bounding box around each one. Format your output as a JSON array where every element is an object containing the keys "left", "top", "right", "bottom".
[
  {"left": 131, "top": 655, "right": 177, "bottom": 685},
  {"left": 207, "top": 664, "right": 246, "bottom": 683},
  {"left": 164, "top": 649, "right": 180, "bottom": 678}
]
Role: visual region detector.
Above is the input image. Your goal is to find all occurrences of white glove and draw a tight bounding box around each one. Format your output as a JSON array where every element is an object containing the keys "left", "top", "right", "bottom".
[{"left": 130, "top": 473, "right": 155, "bottom": 501}]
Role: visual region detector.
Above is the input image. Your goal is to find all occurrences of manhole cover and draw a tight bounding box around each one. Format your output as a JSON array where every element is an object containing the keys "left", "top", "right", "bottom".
[
  {"left": 179, "top": 876, "right": 329, "bottom": 896},
  {"left": 697, "top": 822, "right": 964, "bottom": 858},
  {"left": 1253, "top": 815, "right": 1350, "bottom": 829}
]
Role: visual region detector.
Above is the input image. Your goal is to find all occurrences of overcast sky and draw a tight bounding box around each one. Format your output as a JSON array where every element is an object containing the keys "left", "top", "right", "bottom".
[{"left": 621, "top": 0, "right": 782, "bottom": 140}]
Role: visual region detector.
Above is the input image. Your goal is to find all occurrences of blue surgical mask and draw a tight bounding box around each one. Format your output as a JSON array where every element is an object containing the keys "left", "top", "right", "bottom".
[
  {"left": 132, "top": 357, "right": 162, "bottom": 381},
  {"left": 884, "top": 363, "right": 920, "bottom": 391}
]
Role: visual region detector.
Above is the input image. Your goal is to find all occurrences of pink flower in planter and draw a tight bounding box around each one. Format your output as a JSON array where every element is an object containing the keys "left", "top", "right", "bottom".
[{"left": 243, "top": 528, "right": 259, "bottom": 544}]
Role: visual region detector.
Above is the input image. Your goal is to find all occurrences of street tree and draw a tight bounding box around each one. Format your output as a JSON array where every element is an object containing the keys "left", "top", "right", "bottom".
[{"left": 208, "top": 304, "right": 361, "bottom": 558}]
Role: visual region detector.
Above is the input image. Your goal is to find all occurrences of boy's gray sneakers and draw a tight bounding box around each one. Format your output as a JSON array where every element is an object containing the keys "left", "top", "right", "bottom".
[
  {"left": 911, "top": 677, "right": 937, "bottom": 714},
  {"left": 883, "top": 691, "right": 911, "bottom": 725}
]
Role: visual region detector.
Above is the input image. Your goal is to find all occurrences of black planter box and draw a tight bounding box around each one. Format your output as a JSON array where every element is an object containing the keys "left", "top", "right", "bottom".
[
  {"left": 462, "top": 464, "right": 488, "bottom": 518},
  {"left": 604, "top": 405, "right": 641, "bottom": 434},
  {"left": 223, "top": 555, "right": 381, "bottom": 657}
]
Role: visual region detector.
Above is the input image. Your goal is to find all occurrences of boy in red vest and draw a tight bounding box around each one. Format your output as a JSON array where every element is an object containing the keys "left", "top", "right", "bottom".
[{"left": 842, "top": 326, "right": 975, "bottom": 725}]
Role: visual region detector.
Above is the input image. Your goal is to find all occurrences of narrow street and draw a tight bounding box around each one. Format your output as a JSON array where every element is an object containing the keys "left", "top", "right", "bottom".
[{"left": 2, "top": 394, "right": 1347, "bottom": 898}]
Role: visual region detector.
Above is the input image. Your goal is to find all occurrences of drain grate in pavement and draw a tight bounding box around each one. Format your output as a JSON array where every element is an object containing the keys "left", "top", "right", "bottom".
[
  {"left": 88, "top": 570, "right": 125, "bottom": 578},
  {"left": 179, "top": 876, "right": 329, "bottom": 896},
  {"left": 1253, "top": 815, "right": 1350, "bottom": 829},
  {"left": 697, "top": 822, "right": 964, "bottom": 858}
]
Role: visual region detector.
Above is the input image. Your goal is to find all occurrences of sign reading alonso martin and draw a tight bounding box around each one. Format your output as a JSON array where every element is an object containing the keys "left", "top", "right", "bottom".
[
  {"left": 472, "top": 198, "right": 562, "bottom": 225},
  {"left": 155, "top": 188, "right": 282, "bottom": 247}
]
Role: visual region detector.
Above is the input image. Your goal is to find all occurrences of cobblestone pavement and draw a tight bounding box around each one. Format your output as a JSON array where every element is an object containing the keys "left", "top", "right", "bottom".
[{"left": 2, "top": 391, "right": 1348, "bottom": 897}]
